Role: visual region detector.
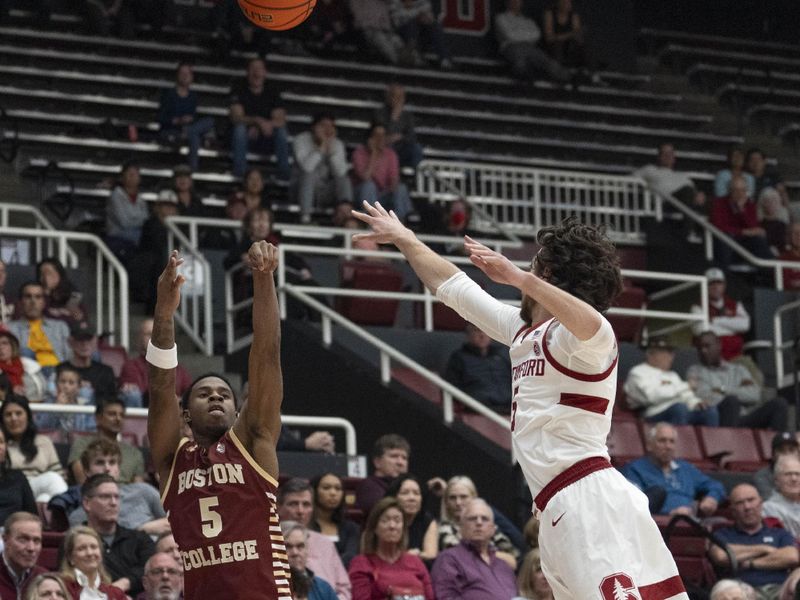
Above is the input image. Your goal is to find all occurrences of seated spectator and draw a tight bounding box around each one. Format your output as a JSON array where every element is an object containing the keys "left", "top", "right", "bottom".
[
  {"left": 633, "top": 142, "right": 707, "bottom": 210},
  {"left": 348, "top": 0, "right": 404, "bottom": 65},
  {"left": 59, "top": 525, "right": 127, "bottom": 599},
  {"left": 276, "top": 478, "right": 351, "bottom": 600},
  {"left": 542, "top": 0, "right": 591, "bottom": 74},
  {"left": 389, "top": 0, "right": 452, "bottom": 69},
  {"left": 59, "top": 322, "right": 117, "bottom": 404},
  {"left": 78, "top": 474, "right": 155, "bottom": 596},
  {"left": 36, "top": 258, "right": 87, "bottom": 329},
  {"left": 153, "top": 532, "right": 181, "bottom": 565},
  {"left": 68, "top": 398, "right": 145, "bottom": 485},
  {"left": 494, "top": 0, "right": 570, "bottom": 83},
  {"left": 623, "top": 337, "right": 719, "bottom": 426},
  {"left": 373, "top": 83, "right": 423, "bottom": 172},
  {"left": 710, "top": 175, "right": 774, "bottom": 267},
  {"left": 348, "top": 497, "right": 434, "bottom": 600},
  {"left": 386, "top": 474, "right": 438, "bottom": 563},
  {"left": 759, "top": 187, "right": 789, "bottom": 256},
  {"left": 687, "top": 331, "right": 787, "bottom": 430},
  {"left": 24, "top": 573, "right": 71, "bottom": 600},
  {"left": 513, "top": 548, "right": 553, "bottom": 600},
  {"left": 709, "top": 484, "right": 799, "bottom": 598},
  {"left": 708, "top": 579, "right": 755, "bottom": 600},
  {"left": 1, "top": 396, "right": 67, "bottom": 502},
  {"left": 50, "top": 437, "right": 122, "bottom": 518},
  {"left": 0, "top": 428, "right": 36, "bottom": 525},
  {"left": 226, "top": 167, "right": 267, "bottom": 222},
  {"left": 763, "top": 453, "right": 800, "bottom": 539},
  {"left": 431, "top": 498, "right": 517, "bottom": 600},
  {"left": 307, "top": 0, "right": 352, "bottom": 50},
  {"left": 355, "top": 434, "right": 410, "bottom": 515},
  {"left": 120, "top": 318, "right": 192, "bottom": 408},
  {"left": 36, "top": 364, "right": 95, "bottom": 433},
  {"left": 7, "top": 282, "right": 70, "bottom": 373},
  {"left": 746, "top": 148, "right": 792, "bottom": 218},
  {"left": 105, "top": 161, "right": 150, "bottom": 265},
  {"left": 0, "top": 512, "right": 46, "bottom": 598},
  {"left": 621, "top": 422, "right": 725, "bottom": 516},
  {"left": 444, "top": 323, "right": 512, "bottom": 412},
  {"left": 779, "top": 222, "right": 800, "bottom": 292},
  {"left": 351, "top": 124, "right": 413, "bottom": 223},
  {"left": 0, "top": 331, "right": 46, "bottom": 402},
  {"left": 158, "top": 62, "right": 215, "bottom": 171},
  {"left": 0, "top": 259, "right": 14, "bottom": 325},
  {"left": 171, "top": 165, "right": 203, "bottom": 217},
  {"left": 229, "top": 57, "right": 289, "bottom": 180},
  {"left": 715, "top": 146, "right": 756, "bottom": 200},
  {"left": 309, "top": 472, "right": 360, "bottom": 568},
  {"left": 281, "top": 521, "right": 338, "bottom": 600},
  {"left": 138, "top": 552, "right": 183, "bottom": 600},
  {"left": 291, "top": 112, "right": 353, "bottom": 224},
  {"left": 690, "top": 267, "right": 751, "bottom": 361},
  {"left": 755, "top": 433, "right": 800, "bottom": 501}
]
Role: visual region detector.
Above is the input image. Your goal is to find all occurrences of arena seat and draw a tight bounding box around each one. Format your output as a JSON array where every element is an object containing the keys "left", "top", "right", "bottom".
[
  {"left": 607, "top": 420, "right": 644, "bottom": 466},
  {"left": 608, "top": 284, "right": 647, "bottom": 344},
  {"left": 38, "top": 531, "right": 65, "bottom": 571},
  {"left": 672, "top": 425, "right": 717, "bottom": 471},
  {"left": 336, "top": 260, "right": 404, "bottom": 326},
  {"left": 754, "top": 429, "right": 777, "bottom": 463},
  {"left": 698, "top": 427, "right": 763, "bottom": 471},
  {"left": 98, "top": 344, "right": 128, "bottom": 379}
]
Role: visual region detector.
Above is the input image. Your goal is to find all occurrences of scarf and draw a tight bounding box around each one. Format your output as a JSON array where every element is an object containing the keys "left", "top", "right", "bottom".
[{"left": 0, "top": 358, "right": 24, "bottom": 387}]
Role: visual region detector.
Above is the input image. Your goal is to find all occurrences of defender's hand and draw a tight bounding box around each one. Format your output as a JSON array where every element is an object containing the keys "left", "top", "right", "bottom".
[
  {"left": 351, "top": 201, "right": 412, "bottom": 246},
  {"left": 155, "top": 250, "right": 185, "bottom": 317},
  {"left": 248, "top": 240, "right": 279, "bottom": 273}
]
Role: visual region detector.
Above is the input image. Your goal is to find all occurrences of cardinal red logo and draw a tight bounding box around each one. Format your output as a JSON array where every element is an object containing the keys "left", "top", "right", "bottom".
[
  {"left": 532, "top": 342, "right": 541, "bottom": 356},
  {"left": 599, "top": 573, "right": 641, "bottom": 600}
]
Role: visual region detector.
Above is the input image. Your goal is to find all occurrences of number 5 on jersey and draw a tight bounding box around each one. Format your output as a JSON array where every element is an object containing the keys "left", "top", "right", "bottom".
[{"left": 200, "top": 497, "right": 223, "bottom": 538}]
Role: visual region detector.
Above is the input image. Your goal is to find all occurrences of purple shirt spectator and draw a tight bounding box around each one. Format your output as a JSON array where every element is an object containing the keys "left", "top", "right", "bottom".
[{"left": 431, "top": 539, "right": 518, "bottom": 600}]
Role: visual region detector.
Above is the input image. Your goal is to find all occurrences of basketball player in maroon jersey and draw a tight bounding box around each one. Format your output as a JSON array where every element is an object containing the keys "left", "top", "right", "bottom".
[{"left": 147, "top": 242, "right": 291, "bottom": 600}]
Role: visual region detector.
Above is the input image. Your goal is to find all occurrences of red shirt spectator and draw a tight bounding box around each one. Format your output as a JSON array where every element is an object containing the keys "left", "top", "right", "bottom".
[
  {"left": 352, "top": 125, "right": 400, "bottom": 194},
  {"left": 710, "top": 194, "right": 760, "bottom": 238}
]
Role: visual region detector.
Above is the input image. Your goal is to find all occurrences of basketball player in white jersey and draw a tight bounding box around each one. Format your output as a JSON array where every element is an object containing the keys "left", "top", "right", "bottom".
[{"left": 352, "top": 201, "right": 688, "bottom": 600}]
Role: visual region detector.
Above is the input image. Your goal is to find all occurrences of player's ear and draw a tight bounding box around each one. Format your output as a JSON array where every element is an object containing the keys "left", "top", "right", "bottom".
[{"left": 182, "top": 409, "right": 191, "bottom": 423}]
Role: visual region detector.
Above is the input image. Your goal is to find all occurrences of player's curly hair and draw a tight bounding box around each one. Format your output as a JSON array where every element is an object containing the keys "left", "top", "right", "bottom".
[{"left": 535, "top": 217, "right": 623, "bottom": 313}]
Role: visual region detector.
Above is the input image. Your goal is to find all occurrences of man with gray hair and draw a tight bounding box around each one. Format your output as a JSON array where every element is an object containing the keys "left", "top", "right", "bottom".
[
  {"left": 138, "top": 552, "right": 183, "bottom": 600},
  {"left": 280, "top": 520, "right": 337, "bottom": 600},
  {"left": 709, "top": 578, "right": 755, "bottom": 600},
  {"left": 763, "top": 454, "right": 800, "bottom": 538}
]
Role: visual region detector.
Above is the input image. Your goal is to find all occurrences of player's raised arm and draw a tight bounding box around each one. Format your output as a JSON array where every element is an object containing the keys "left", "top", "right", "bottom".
[
  {"left": 232, "top": 241, "right": 283, "bottom": 478},
  {"left": 352, "top": 201, "right": 459, "bottom": 293},
  {"left": 147, "top": 250, "right": 186, "bottom": 488}
]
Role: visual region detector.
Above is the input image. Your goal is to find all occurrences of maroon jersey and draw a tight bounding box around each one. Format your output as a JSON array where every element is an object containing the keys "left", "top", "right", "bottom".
[{"left": 161, "top": 429, "right": 291, "bottom": 600}]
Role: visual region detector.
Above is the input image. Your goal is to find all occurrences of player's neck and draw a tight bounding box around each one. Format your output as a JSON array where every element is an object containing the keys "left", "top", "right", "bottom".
[{"left": 529, "top": 305, "right": 552, "bottom": 327}]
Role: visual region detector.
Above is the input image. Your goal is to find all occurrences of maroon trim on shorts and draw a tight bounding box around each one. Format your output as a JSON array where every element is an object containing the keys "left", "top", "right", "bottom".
[
  {"left": 534, "top": 456, "right": 612, "bottom": 512},
  {"left": 541, "top": 319, "right": 618, "bottom": 382},
  {"left": 558, "top": 392, "right": 609, "bottom": 415},
  {"left": 639, "top": 575, "right": 686, "bottom": 599}
]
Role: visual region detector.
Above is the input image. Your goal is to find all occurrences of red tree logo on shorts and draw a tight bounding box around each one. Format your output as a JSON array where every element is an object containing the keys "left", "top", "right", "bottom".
[{"left": 599, "top": 573, "right": 641, "bottom": 600}]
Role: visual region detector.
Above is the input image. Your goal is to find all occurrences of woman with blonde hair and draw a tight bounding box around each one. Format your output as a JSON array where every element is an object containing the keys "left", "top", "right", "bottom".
[
  {"left": 59, "top": 526, "right": 126, "bottom": 599},
  {"left": 514, "top": 549, "right": 554, "bottom": 600},
  {"left": 24, "top": 573, "right": 70, "bottom": 600}
]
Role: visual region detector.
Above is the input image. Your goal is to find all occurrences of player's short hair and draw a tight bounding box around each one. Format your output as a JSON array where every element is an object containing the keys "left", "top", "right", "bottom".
[
  {"left": 277, "top": 478, "right": 311, "bottom": 505},
  {"left": 80, "top": 438, "right": 122, "bottom": 471},
  {"left": 81, "top": 473, "right": 117, "bottom": 500},
  {"left": 55, "top": 363, "right": 81, "bottom": 380},
  {"left": 181, "top": 372, "right": 238, "bottom": 410},
  {"left": 95, "top": 395, "right": 125, "bottom": 416},
  {"left": 3, "top": 511, "right": 42, "bottom": 535},
  {"left": 534, "top": 217, "right": 623, "bottom": 314},
  {"left": 18, "top": 280, "right": 44, "bottom": 299},
  {"left": 371, "top": 434, "right": 410, "bottom": 460}
]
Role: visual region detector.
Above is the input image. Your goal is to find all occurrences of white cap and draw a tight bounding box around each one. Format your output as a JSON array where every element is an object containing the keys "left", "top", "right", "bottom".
[
  {"left": 157, "top": 189, "right": 178, "bottom": 204},
  {"left": 705, "top": 267, "right": 725, "bottom": 283}
]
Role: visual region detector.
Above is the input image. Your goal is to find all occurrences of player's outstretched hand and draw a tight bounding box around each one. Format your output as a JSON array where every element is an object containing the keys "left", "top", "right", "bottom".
[
  {"left": 248, "top": 240, "right": 279, "bottom": 273},
  {"left": 155, "top": 250, "right": 186, "bottom": 317},
  {"left": 351, "top": 201, "right": 412, "bottom": 246},
  {"left": 464, "top": 236, "right": 526, "bottom": 288}
]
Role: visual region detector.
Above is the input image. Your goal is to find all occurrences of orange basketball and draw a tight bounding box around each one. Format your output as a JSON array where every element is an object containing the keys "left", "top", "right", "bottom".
[{"left": 238, "top": 0, "right": 317, "bottom": 31}]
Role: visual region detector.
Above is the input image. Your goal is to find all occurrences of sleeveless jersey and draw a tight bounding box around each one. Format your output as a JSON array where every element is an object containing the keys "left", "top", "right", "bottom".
[{"left": 161, "top": 430, "right": 291, "bottom": 600}]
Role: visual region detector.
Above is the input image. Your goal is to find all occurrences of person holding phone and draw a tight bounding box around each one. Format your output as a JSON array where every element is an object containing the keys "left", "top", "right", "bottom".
[{"left": 36, "top": 258, "right": 87, "bottom": 329}]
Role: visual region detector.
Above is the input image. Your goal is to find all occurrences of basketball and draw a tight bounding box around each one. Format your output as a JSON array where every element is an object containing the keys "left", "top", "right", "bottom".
[{"left": 238, "top": 0, "right": 317, "bottom": 31}]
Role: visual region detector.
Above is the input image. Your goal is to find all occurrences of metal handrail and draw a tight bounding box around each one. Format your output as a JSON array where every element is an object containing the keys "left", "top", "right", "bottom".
[
  {"left": 774, "top": 298, "right": 800, "bottom": 389},
  {"left": 0, "top": 202, "right": 78, "bottom": 267}
]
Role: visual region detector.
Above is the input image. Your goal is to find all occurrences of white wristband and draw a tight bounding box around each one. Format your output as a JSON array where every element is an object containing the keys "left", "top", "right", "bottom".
[{"left": 146, "top": 340, "right": 178, "bottom": 370}]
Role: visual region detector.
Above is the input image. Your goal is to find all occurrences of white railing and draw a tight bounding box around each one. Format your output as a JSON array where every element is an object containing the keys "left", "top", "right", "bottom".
[
  {"left": 0, "top": 226, "right": 129, "bottom": 348},
  {"left": 0, "top": 202, "right": 79, "bottom": 267},
  {"left": 416, "top": 160, "right": 656, "bottom": 243},
  {"left": 28, "top": 404, "right": 358, "bottom": 456},
  {"left": 774, "top": 298, "right": 800, "bottom": 390}
]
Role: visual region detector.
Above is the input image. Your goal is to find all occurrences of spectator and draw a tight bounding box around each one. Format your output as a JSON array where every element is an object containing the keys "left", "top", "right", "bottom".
[
  {"left": 389, "top": 0, "right": 452, "bottom": 69},
  {"left": 229, "top": 57, "right": 289, "bottom": 180},
  {"left": 385, "top": 474, "right": 438, "bottom": 562},
  {"left": 1, "top": 396, "right": 67, "bottom": 502},
  {"left": 763, "top": 454, "right": 800, "bottom": 539},
  {"left": 623, "top": 336, "right": 720, "bottom": 425},
  {"left": 759, "top": 188, "right": 789, "bottom": 255},
  {"left": 690, "top": 267, "right": 751, "bottom": 361},
  {"left": 153, "top": 532, "right": 180, "bottom": 565},
  {"left": 542, "top": 0, "right": 591, "bottom": 74},
  {"left": 36, "top": 258, "right": 87, "bottom": 329},
  {"left": 746, "top": 148, "right": 791, "bottom": 216},
  {"left": 0, "top": 428, "right": 36, "bottom": 526},
  {"left": 755, "top": 432, "right": 800, "bottom": 501},
  {"left": 709, "top": 484, "right": 798, "bottom": 597},
  {"left": 59, "top": 322, "right": 117, "bottom": 404},
  {"left": 171, "top": 165, "right": 203, "bottom": 218},
  {"left": 291, "top": 112, "right": 352, "bottom": 224},
  {"left": 78, "top": 473, "right": 155, "bottom": 596},
  {"left": 226, "top": 167, "right": 267, "bottom": 221},
  {"left": 36, "top": 363, "right": 96, "bottom": 433},
  {"left": 373, "top": 83, "right": 423, "bottom": 172},
  {"left": 68, "top": 398, "right": 145, "bottom": 485},
  {"left": 0, "top": 259, "right": 14, "bottom": 325},
  {"left": 7, "top": 281, "right": 70, "bottom": 372},
  {"left": 494, "top": 0, "right": 570, "bottom": 83},
  {"left": 348, "top": 0, "right": 404, "bottom": 65},
  {"left": 276, "top": 478, "right": 352, "bottom": 600},
  {"left": 58, "top": 525, "right": 126, "bottom": 599},
  {"left": 709, "top": 579, "right": 756, "bottom": 600},
  {"left": 715, "top": 146, "right": 757, "bottom": 200},
  {"left": 513, "top": 548, "right": 553, "bottom": 600},
  {"left": 348, "top": 497, "right": 434, "bottom": 600},
  {"left": 779, "top": 222, "right": 800, "bottom": 292},
  {"left": 710, "top": 174, "right": 774, "bottom": 267},
  {"left": 120, "top": 318, "right": 192, "bottom": 409},
  {"left": 24, "top": 573, "right": 71, "bottom": 600},
  {"left": 431, "top": 498, "right": 517, "bottom": 600},
  {"left": 355, "top": 434, "right": 410, "bottom": 514},
  {"left": 307, "top": 0, "right": 352, "bottom": 51},
  {"left": 309, "top": 472, "right": 360, "bottom": 568},
  {"left": 444, "top": 322, "right": 512, "bottom": 412},
  {"left": 157, "top": 62, "right": 215, "bottom": 172},
  {"left": 687, "top": 331, "right": 788, "bottom": 430},
  {"left": 105, "top": 161, "right": 150, "bottom": 264},
  {"left": 280, "top": 521, "right": 338, "bottom": 600},
  {"left": 620, "top": 422, "right": 725, "bottom": 516},
  {"left": 633, "top": 142, "right": 707, "bottom": 211},
  {"left": 0, "top": 512, "right": 46, "bottom": 599},
  {"left": 351, "top": 123, "right": 413, "bottom": 222},
  {"left": 0, "top": 331, "right": 46, "bottom": 402},
  {"left": 138, "top": 552, "right": 183, "bottom": 600}
]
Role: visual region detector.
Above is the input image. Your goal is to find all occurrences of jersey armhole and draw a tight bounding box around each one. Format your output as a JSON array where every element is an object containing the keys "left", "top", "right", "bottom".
[
  {"left": 229, "top": 429, "right": 279, "bottom": 488},
  {"left": 159, "top": 437, "right": 190, "bottom": 505}
]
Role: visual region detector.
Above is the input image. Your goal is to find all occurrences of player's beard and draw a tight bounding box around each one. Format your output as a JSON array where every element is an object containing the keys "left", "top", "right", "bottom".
[{"left": 520, "top": 295, "right": 536, "bottom": 325}]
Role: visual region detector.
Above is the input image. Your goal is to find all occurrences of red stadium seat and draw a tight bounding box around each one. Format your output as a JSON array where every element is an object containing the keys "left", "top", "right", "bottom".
[
  {"left": 122, "top": 415, "right": 148, "bottom": 448},
  {"left": 608, "top": 284, "right": 646, "bottom": 344},
  {"left": 607, "top": 421, "right": 644, "bottom": 466},
  {"left": 391, "top": 367, "right": 442, "bottom": 404},
  {"left": 99, "top": 345, "right": 128, "bottom": 379},
  {"left": 672, "top": 426, "right": 717, "bottom": 471},
  {"left": 754, "top": 429, "right": 777, "bottom": 462},
  {"left": 38, "top": 531, "right": 65, "bottom": 570},
  {"left": 336, "top": 260, "right": 404, "bottom": 326},
  {"left": 698, "top": 427, "right": 763, "bottom": 471},
  {"left": 414, "top": 301, "right": 467, "bottom": 331}
]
